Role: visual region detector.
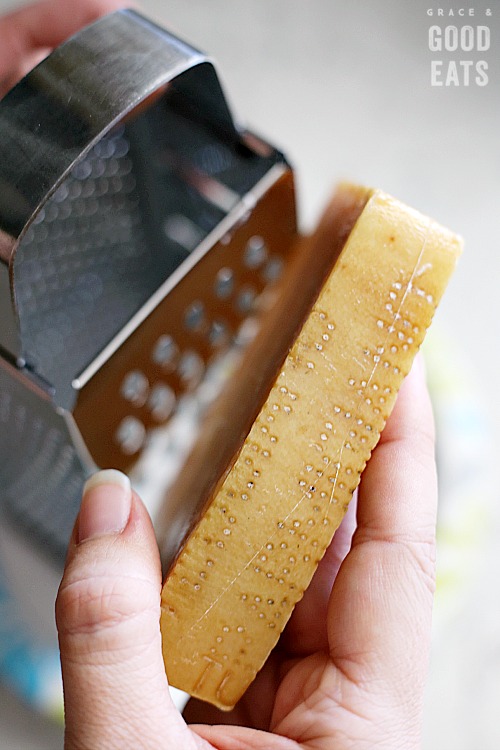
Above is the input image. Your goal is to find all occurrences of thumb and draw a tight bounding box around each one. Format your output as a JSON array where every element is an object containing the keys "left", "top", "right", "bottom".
[{"left": 56, "top": 470, "right": 195, "bottom": 749}]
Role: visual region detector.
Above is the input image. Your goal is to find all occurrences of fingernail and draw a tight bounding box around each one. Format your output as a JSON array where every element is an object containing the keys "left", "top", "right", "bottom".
[{"left": 78, "top": 470, "right": 132, "bottom": 543}]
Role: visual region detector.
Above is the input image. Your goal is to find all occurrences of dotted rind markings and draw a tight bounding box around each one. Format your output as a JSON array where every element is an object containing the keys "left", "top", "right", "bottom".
[{"left": 161, "top": 189, "right": 462, "bottom": 710}]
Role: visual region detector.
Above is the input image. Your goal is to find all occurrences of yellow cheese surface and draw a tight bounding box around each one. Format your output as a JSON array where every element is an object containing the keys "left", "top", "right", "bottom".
[{"left": 160, "top": 187, "right": 462, "bottom": 709}]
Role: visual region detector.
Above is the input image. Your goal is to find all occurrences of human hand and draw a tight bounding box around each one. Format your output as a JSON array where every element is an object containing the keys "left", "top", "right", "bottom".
[
  {"left": 0, "top": 0, "right": 125, "bottom": 98},
  {"left": 56, "top": 356, "right": 437, "bottom": 749}
]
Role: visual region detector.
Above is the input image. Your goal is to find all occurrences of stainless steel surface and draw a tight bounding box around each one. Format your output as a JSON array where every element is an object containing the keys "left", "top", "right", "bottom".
[
  {"left": 0, "top": 8, "right": 295, "bottom": 565},
  {"left": 0, "top": 8, "right": 233, "bottom": 395},
  {"left": 0, "top": 358, "right": 92, "bottom": 561},
  {"left": 71, "top": 162, "right": 290, "bottom": 393},
  {"left": 71, "top": 163, "right": 296, "bottom": 475}
]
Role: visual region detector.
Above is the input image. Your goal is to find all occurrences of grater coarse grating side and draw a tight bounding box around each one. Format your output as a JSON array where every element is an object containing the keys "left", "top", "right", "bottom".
[{"left": 0, "top": 10, "right": 299, "bottom": 565}]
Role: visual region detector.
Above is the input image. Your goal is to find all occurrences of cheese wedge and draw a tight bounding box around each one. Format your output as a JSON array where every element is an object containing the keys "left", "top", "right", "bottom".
[{"left": 160, "top": 184, "right": 462, "bottom": 710}]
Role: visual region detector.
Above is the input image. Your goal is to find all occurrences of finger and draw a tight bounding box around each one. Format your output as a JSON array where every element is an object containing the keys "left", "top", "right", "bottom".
[
  {"left": 355, "top": 355, "right": 437, "bottom": 545},
  {"left": 56, "top": 470, "right": 195, "bottom": 750},
  {"left": 328, "top": 355, "right": 437, "bottom": 706},
  {"left": 280, "top": 491, "right": 357, "bottom": 656},
  {"left": 0, "top": 0, "right": 125, "bottom": 94}
]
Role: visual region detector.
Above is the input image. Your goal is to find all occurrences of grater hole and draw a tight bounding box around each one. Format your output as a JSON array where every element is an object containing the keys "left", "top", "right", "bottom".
[
  {"left": 115, "top": 416, "right": 146, "bottom": 454},
  {"left": 244, "top": 235, "right": 268, "bottom": 269},
  {"left": 184, "top": 300, "right": 205, "bottom": 332},
  {"left": 178, "top": 350, "right": 204, "bottom": 389},
  {"left": 262, "top": 255, "right": 284, "bottom": 284},
  {"left": 208, "top": 319, "right": 230, "bottom": 347},
  {"left": 235, "top": 285, "right": 257, "bottom": 314},
  {"left": 120, "top": 370, "right": 149, "bottom": 407},
  {"left": 214, "top": 267, "right": 234, "bottom": 299},
  {"left": 148, "top": 382, "right": 176, "bottom": 421},
  {"left": 152, "top": 335, "right": 179, "bottom": 370}
]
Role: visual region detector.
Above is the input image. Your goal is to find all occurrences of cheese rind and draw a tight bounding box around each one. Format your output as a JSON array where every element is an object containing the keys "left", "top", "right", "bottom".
[{"left": 160, "top": 186, "right": 462, "bottom": 710}]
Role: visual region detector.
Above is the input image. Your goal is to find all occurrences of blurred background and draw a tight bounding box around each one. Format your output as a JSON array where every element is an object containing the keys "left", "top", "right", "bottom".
[{"left": 0, "top": 0, "right": 498, "bottom": 747}]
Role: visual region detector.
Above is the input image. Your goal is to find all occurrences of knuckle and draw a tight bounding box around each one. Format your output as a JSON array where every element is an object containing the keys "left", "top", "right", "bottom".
[{"left": 56, "top": 572, "right": 158, "bottom": 640}]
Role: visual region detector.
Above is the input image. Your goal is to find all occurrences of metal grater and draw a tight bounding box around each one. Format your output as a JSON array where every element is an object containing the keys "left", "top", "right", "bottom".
[{"left": 0, "top": 10, "right": 299, "bottom": 565}]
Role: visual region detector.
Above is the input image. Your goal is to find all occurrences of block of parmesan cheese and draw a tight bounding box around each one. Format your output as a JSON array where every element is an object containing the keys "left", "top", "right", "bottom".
[{"left": 160, "top": 184, "right": 462, "bottom": 710}]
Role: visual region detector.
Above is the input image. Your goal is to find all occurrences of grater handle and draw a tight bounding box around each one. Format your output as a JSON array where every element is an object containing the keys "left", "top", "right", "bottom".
[{"left": 0, "top": 9, "right": 236, "bottom": 365}]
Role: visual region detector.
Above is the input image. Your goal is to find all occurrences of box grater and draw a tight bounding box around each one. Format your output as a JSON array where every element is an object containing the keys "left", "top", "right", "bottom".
[{"left": 0, "top": 10, "right": 298, "bottom": 565}]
